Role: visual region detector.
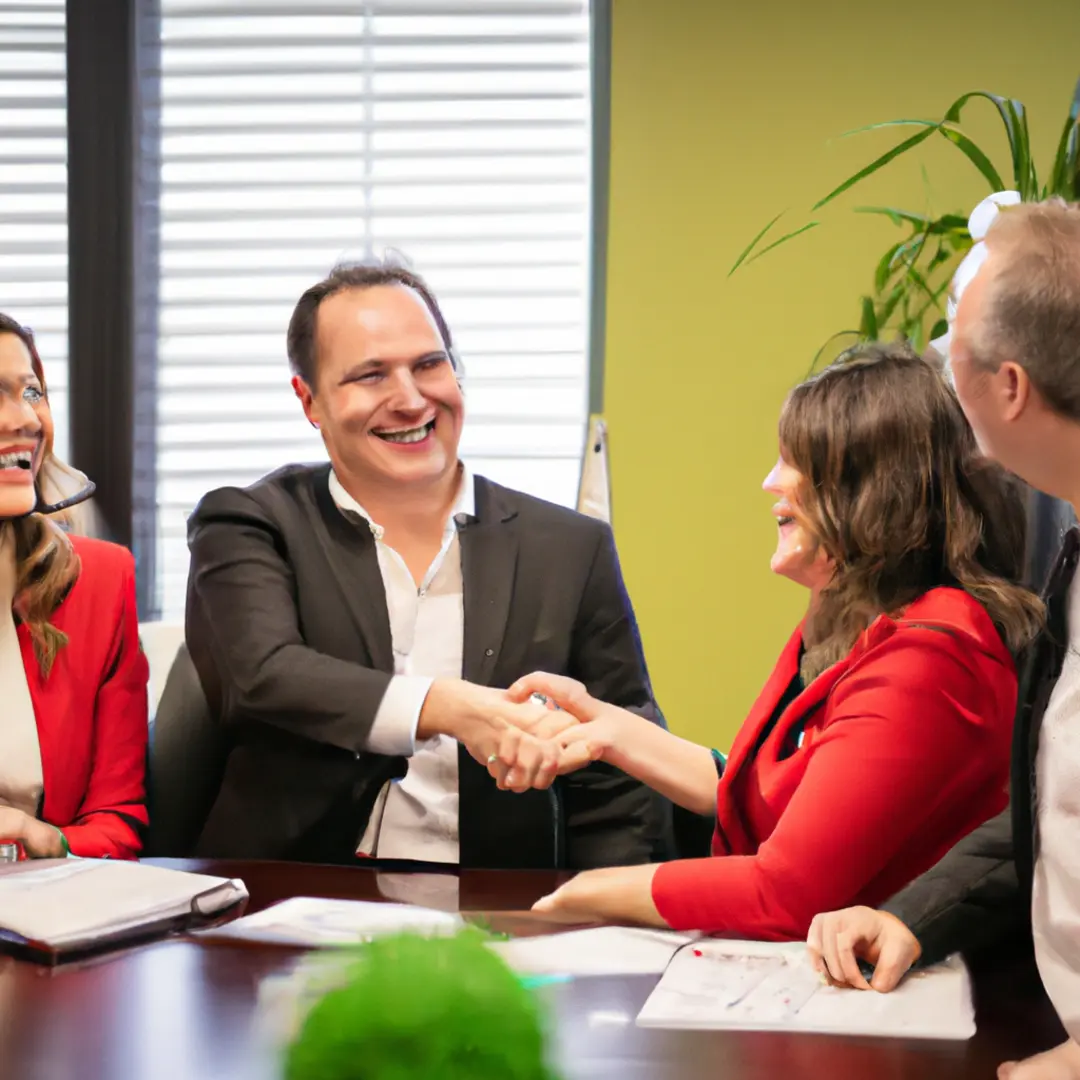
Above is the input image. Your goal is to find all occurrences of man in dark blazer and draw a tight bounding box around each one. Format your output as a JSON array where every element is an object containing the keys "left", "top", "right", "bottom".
[
  {"left": 805, "top": 199, "right": 1080, "bottom": 1078},
  {"left": 185, "top": 257, "right": 672, "bottom": 869}
]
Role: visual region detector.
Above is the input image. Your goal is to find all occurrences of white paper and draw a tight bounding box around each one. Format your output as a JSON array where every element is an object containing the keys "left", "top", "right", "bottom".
[
  {"left": 195, "top": 896, "right": 464, "bottom": 947},
  {"left": 636, "top": 939, "right": 976, "bottom": 1040},
  {"left": 0, "top": 859, "right": 247, "bottom": 949},
  {"left": 491, "top": 926, "right": 699, "bottom": 976},
  {"left": 373, "top": 872, "right": 460, "bottom": 912}
]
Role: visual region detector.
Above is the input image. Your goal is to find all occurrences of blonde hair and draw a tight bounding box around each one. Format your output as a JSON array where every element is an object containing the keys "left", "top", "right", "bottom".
[
  {"left": 3, "top": 512, "right": 80, "bottom": 677},
  {"left": 0, "top": 314, "right": 84, "bottom": 676},
  {"left": 975, "top": 199, "right": 1080, "bottom": 419}
]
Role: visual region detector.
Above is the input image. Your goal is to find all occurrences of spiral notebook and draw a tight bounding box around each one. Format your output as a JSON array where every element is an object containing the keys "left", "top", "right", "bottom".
[{"left": 0, "top": 858, "right": 248, "bottom": 963}]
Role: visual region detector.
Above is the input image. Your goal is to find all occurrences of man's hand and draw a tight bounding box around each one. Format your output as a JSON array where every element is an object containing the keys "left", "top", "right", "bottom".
[
  {"left": 483, "top": 716, "right": 611, "bottom": 791},
  {"left": 0, "top": 807, "right": 65, "bottom": 859},
  {"left": 806, "top": 906, "right": 922, "bottom": 992},
  {"left": 417, "top": 679, "right": 579, "bottom": 786}
]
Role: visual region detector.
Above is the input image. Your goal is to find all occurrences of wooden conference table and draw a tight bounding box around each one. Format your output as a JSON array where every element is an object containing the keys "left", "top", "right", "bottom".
[{"left": 0, "top": 859, "right": 1065, "bottom": 1080}]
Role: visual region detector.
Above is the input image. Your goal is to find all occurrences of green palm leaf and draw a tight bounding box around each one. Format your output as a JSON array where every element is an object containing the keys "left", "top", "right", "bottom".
[
  {"left": 937, "top": 127, "right": 1006, "bottom": 192},
  {"left": 1048, "top": 103, "right": 1080, "bottom": 198},
  {"left": 812, "top": 126, "right": 937, "bottom": 211},
  {"left": 855, "top": 207, "right": 969, "bottom": 234},
  {"left": 876, "top": 282, "right": 906, "bottom": 327},
  {"left": 728, "top": 210, "right": 786, "bottom": 276},
  {"left": 874, "top": 241, "right": 905, "bottom": 292},
  {"left": 859, "top": 296, "right": 878, "bottom": 340},
  {"left": 840, "top": 118, "right": 1005, "bottom": 194},
  {"left": 739, "top": 221, "right": 821, "bottom": 268},
  {"left": 942, "top": 90, "right": 1036, "bottom": 197},
  {"left": 808, "top": 331, "right": 861, "bottom": 375}
]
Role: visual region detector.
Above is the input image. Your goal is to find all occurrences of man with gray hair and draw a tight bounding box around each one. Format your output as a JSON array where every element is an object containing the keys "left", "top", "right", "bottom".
[{"left": 807, "top": 198, "right": 1080, "bottom": 1080}]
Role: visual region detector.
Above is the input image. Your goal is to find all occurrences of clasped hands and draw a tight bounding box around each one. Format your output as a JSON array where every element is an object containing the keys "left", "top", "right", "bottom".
[{"left": 419, "top": 674, "right": 616, "bottom": 792}]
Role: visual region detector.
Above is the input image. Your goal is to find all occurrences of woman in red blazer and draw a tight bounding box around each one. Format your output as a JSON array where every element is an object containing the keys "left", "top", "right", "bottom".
[
  {"left": 503, "top": 343, "right": 1043, "bottom": 941},
  {"left": 0, "top": 313, "right": 148, "bottom": 860}
]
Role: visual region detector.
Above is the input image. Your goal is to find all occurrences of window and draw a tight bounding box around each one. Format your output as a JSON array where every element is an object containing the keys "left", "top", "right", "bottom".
[
  {"left": 0, "top": 0, "right": 68, "bottom": 459},
  {"left": 155, "top": 1, "right": 592, "bottom": 618}
]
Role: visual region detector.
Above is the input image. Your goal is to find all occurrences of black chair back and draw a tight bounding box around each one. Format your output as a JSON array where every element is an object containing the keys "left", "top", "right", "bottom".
[{"left": 144, "top": 642, "right": 228, "bottom": 857}]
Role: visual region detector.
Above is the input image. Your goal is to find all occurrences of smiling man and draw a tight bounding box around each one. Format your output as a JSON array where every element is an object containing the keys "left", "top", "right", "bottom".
[{"left": 184, "top": 259, "right": 671, "bottom": 868}]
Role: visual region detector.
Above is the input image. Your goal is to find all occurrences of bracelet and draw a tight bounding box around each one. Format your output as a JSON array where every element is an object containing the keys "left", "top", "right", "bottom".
[
  {"left": 711, "top": 748, "right": 727, "bottom": 779},
  {"left": 49, "top": 825, "right": 71, "bottom": 858}
]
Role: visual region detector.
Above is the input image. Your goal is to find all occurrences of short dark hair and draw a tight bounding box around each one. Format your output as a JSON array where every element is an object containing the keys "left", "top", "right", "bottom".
[{"left": 286, "top": 256, "right": 457, "bottom": 385}]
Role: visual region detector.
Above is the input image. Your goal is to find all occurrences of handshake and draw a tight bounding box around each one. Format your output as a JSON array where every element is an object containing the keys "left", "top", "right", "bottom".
[{"left": 416, "top": 674, "right": 619, "bottom": 792}]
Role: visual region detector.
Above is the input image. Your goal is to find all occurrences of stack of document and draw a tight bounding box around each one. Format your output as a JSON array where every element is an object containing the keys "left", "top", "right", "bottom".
[
  {"left": 636, "top": 939, "right": 976, "bottom": 1039},
  {"left": 0, "top": 859, "right": 248, "bottom": 961},
  {"left": 197, "top": 895, "right": 695, "bottom": 974},
  {"left": 200, "top": 897, "right": 976, "bottom": 1042}
]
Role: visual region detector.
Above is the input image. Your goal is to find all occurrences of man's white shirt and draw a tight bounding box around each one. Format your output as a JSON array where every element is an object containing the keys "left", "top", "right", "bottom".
[
  {"left": 1032, "top": 567, "right": 1080, "bottom": 1044},
  {"left": 328, "top": 466, "right": 475, "bottom": 863}
]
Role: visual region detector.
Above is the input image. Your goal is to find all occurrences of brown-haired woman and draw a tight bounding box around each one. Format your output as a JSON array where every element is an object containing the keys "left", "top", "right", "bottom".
[
  {"left": 504, "top": 342, "right": 1042, "bottom": 938},
  {"left": 0, "top": 313, "right": 148, "bottom": 859}
]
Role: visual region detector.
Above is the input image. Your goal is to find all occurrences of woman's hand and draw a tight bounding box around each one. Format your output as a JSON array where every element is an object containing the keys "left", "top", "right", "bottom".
[
  {"left": 806, "top": 906, "right": 921, "bottom": 991},
  {"left": 485, "top": 687, "right": 628, "bottom": 790},
  {"left": 531, "top": 864, "right": 668, "bottom": 927},
  {"left": 507, "top": 673, "right": 604, "bottom": 723},
  {"left": 507, "top": 671, "right": 629, "bottom": 767},
  {"left": 421, "top": 680, "right": 574, "bottom": 762},
  {"left": 0, "top": 807, "right": 65, "bottom": 858}
]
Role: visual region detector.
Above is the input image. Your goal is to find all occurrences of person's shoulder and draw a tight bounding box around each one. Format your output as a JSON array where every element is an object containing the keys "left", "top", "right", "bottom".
[
  {"left": 901, "top": 587, "right": 1009, "bottom": 657},
  {"left": 476, "top": 475, "right": 609, "bottom": 538},
  {"left": 851, "top": 587, "right": 1013, "bottom": 680},
  {"left": 63, "top": 536, "right": 135, "bottom": 627},
  {"left": 68, "top": 533, "right": 135, "bottom": 578},
  {"left": 193, "top": 462, "right": 330, "bottom": 520}
]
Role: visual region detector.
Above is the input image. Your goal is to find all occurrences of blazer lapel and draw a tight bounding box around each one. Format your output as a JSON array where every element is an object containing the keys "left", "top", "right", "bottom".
[
  {"left": 460, "top": 476, "right": 519, "bottom": 687},
  {"left": 310, "top": 468, "right": 394, "bottom": 672},
  {"left": 716, "top": 619, "right": 883, "bottom": 856},
  {"left": 456, "top": 478, "right": 556, "bottom": 868},
  {"left": 1014, "top": 526, "right": 1080, "bottom": 884},
  {"left": 723, "top": 625, "right": 805, "bottom": 781}
]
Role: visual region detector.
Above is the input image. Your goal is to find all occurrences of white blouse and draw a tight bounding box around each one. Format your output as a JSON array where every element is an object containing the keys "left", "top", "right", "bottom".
[
  {"left": 0, "top": 529, "right": 44, "bottom": 818},
  {"left": 1032, "top": 568, "right": 1080, "bottom": 1044}
]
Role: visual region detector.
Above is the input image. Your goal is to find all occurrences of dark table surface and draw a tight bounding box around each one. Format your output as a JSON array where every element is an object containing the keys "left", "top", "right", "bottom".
[{"left": 0, "top": 858, "right": 1064, "bottom": 1080}]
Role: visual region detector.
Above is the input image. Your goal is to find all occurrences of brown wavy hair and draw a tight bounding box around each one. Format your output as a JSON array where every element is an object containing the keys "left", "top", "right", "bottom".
[
  {"left": 0, "top": 314, "right": 81, "bottom": 676},
  {"left": 778, "top": 341, "right": 1043, "bottom": 682}
]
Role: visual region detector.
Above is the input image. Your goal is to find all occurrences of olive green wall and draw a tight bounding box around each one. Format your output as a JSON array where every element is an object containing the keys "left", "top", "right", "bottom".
[{"left": 604, "top": 0, "right": 1079, "bottom": 746}]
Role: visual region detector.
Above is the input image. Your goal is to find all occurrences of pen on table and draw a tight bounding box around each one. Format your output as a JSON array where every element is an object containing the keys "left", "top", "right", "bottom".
[{"left": 519, "top": 974, "right": 573, "bottom": 990}]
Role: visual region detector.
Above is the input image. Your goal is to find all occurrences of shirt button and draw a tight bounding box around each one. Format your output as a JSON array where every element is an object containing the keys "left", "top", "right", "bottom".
[{"left": 484, "top": 648, "right": 494, "bottom": 657}]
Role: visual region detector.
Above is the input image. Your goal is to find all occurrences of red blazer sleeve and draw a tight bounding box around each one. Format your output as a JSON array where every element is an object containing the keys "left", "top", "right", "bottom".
[
  {"left": 60, "top": 552, "right": 149, "bottom": 859},
  {"left": 651, "top": 629, "right": 1013, "bottom": 939}
]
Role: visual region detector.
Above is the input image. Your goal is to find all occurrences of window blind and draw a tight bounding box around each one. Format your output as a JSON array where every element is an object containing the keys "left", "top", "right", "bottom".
[
  {"left": 153, "top": 0, "right": 592, "bottom": 619},
  {"left": 0, "top": 0, "right": 67, "bottom": 460}
]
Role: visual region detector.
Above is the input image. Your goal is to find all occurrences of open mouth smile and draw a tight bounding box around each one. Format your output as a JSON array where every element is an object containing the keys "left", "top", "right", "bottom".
[
  {"left": 0, "top": 450, "right": 33, "bottom": 471},
  {"left": 372, "top": 419, "right": 436, "bottom": 445}
]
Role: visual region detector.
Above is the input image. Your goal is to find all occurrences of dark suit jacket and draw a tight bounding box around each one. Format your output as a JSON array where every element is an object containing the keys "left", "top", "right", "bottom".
[
  {"left": 882, "top": 527, "right": 1080, "bottom": 963},
  {"left": 185, "top": 463, "right": 672, "bottom": 868}
]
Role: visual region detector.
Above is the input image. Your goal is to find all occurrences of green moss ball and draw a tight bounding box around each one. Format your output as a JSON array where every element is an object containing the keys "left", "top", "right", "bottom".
[{"left": 285, "top": 930, "right": 558, "bottom": 1080}]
